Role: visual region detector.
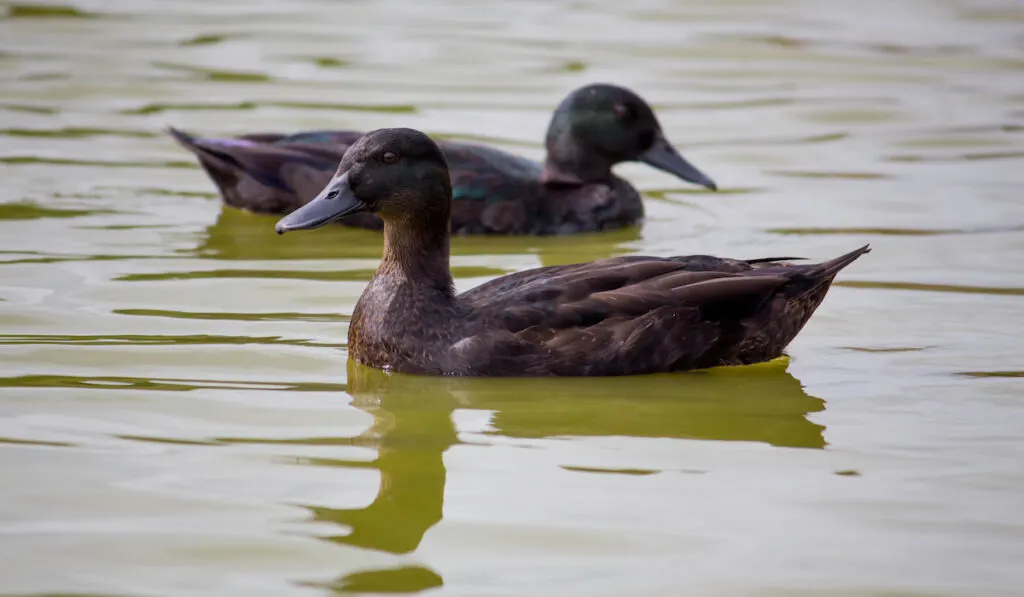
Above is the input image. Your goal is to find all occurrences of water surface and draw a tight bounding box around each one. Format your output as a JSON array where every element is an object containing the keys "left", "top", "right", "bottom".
[{"left": 1, "top": 0, "right": 1023, "bottom": 595}]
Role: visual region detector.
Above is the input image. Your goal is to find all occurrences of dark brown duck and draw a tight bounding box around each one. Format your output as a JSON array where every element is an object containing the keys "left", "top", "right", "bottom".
[
  {"left": 170, "top": 83, "right": 717, "bottom": 235},
  {"left": 276, "top": 128, "right": 870, "bottom": 377}
]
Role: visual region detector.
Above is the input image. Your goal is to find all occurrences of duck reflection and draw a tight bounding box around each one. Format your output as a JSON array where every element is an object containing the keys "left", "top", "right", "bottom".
[
  {"left": 190, "top": 206, "right": 639, "bottom": 266},
  {"left": 308, "top": 380, "right": 457, "bottom": 556},
  {"left": 305, "top": 358, "right": 824, "bottom": 593},
  {"left": 345, "top": 356, "right": 825, "bottom": 451}
]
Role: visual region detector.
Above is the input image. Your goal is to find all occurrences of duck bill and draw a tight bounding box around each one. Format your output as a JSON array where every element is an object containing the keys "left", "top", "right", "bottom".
[
  {"left": 638, "top": 133, "right": 717, "bottom": 191},
  {"left": 275, "top": 172, "right": 366, "bottom": 234}
]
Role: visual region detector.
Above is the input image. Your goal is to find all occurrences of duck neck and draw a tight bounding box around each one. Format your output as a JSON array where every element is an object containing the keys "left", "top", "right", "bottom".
[
  {"left": 379, "top": 213, "right": 455, "bottom": 298},
  {"left": 542, "top": 137, "right": 614, "bottom": 185}
]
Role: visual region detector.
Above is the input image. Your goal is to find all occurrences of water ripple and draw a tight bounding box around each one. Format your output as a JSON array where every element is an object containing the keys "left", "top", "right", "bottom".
[
  {"left": 4, "top": 4, "right": 96, "bottom": 18},
  {"left": 768, "top": 225, "right": 1024, "bottom": 237},
  {"left": 0, "top": 203, "right": 118, "bottom": 220},
  {"left": 0, "top": 127, "right": 156, "bottom": 139},
  {"left": 114, "top": 309, "right": 350, "bottom": 323},
  {"left": 836, "top": 280, "right": 1024, "bottom": 296},
  {"left": 956, "top": 371, "right": 1024, "bottom": 379},
  {"left": 0, "top": 374, "right": 348, "bottom": 392},
  {"left": 121, "top": 100, "right": 418, "bottom": 116},
  {"left": 0, "top": 334, "right": 341, "bottom": 348},
  {"left": 0, "top": 156, "right": 196, "bottom": 169},
  {"left": 115, "top": 266, "right": 510, "bottom": 283}
]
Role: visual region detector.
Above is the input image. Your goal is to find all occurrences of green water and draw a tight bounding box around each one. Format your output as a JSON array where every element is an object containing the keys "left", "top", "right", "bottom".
[{"left": 1, "top": 0, "right": 1023, "bottom": 595}]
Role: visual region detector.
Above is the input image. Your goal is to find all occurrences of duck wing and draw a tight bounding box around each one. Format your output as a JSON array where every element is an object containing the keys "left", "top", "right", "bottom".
[
  {"left": 452, "top": 245, "right": 869, "bottom": 375},
  {"left": 459, "top": 253, "right": 803, "bottom": 310},
  {"left": 433, "top": 142, "right": 545, "bottom": 234}
]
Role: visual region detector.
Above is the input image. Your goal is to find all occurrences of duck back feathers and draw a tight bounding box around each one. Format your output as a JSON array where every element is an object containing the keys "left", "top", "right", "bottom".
[{"left": 434, "top": 245, "right": 871, "bottom": 376}]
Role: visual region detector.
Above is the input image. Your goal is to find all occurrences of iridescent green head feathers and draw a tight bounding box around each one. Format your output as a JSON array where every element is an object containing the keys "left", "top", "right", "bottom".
[{"left": 543, "top": 83, "right": 716, "bottom": 190}]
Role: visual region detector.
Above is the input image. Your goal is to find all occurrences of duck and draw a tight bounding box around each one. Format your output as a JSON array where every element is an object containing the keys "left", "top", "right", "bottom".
[
  {"left": 275, "top": 128, "right": 869, "bottom": 377},
  {"left": 169, "top": 83, "right": 717, "bottom": 235}
]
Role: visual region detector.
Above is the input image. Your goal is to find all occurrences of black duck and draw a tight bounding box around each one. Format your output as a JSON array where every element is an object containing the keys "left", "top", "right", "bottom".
[
  {"left": 170, "top": 83, "right": 716, "bottom": 235},
  {"left": 275, "top": 128, "right": 869, "bottom": 377}
]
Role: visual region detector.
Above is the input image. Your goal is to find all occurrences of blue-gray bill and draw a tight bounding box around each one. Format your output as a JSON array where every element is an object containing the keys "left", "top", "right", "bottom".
[
  {"left": 275, "top": 173, "right": 366, "bottom": 234},
  {"left": 638, "top": 133, "right": 717, "bottom": 191}
]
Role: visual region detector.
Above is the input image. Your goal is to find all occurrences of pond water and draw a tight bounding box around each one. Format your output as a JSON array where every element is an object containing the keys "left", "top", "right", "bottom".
[{"left": 1, "top": 0, "right": 1023, "bottom": 595}]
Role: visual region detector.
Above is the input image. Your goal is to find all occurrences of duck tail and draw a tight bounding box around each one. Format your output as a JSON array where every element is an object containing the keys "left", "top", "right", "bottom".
[
  {"left": 166, "top": 125, "right": 275, "bottom": 203},
  {"left": 166, "top": 126, "right": 238, "bottom": 175},
  {"left": 804, "top": 244, "right": 871, "bottom": 281},
  {"left": 166, "top": 126, "right": 198, "bottom": 148}
]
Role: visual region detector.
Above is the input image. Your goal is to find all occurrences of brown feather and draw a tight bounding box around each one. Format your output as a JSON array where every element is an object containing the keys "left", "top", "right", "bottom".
[{"left": 280, "top": 128, "right": 872, "bottom": 376}]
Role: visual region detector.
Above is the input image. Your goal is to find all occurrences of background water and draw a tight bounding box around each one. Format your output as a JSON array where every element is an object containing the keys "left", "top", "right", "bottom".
[{"left": 1, "top": 0, "right": 1023, "bottom": 595}]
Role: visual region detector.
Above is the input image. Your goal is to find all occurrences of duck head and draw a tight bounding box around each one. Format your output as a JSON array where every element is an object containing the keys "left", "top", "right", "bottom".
[
  {"left": 275, "top": 128, "right": 452, "bottom": 234},
  {"left": 542, "top": 83, "right": 716, "bottom": 190}
]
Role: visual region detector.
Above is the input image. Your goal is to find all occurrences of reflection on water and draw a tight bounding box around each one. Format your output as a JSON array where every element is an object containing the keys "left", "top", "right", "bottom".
[
  {"left": 2, "top": 0, "right": 1024, "bottom": 594},
  {"left": 193, "top": 207, "right": 642, "bottom": 267},
  {"left": 209, "top": 358, "right": 823, "bottom": 591},
  {"left": 450, "top": 360, "right": 825, "bottom": 449},
  {"left": 306, "top": 368, "right": 457, "bottom": 593},
  {"left": 305, "top": 565, "right": 444, "bottom": 595}
]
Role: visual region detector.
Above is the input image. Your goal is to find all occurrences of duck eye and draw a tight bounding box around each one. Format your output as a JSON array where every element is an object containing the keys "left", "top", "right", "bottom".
[
  {"left": 381, "top": 151, "right": 398, "bottom": 165},
  {"left": 326, "top": 190, "right": 339, "bottom": 200},
  {"left": 613, "top": 103, "right": 636, "bottom": 122}
]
